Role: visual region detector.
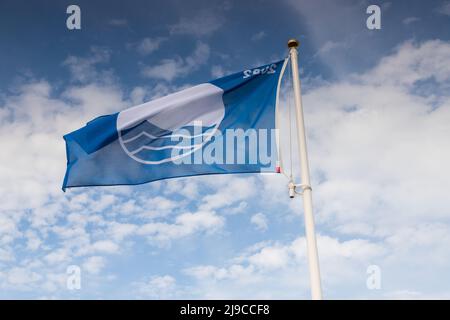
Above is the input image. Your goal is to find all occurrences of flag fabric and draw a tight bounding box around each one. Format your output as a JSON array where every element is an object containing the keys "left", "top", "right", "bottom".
[{"left": 62, "top": 60, "right": 285, "bottom": 191}]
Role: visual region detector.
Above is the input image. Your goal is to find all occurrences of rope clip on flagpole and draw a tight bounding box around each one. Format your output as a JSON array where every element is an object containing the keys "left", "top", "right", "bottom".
[
  {"left": 288, "top": 182, "right": 312, "bottom": 198},
  {"left": 287, "top": 38, "right": 323, "bottom": 300}
]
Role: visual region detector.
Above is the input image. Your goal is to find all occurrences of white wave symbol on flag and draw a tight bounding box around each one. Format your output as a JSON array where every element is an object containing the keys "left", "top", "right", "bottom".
[
  {"left": 117, "top": 83, "right": 225, "bottom": 165},
  {"left": 119, "top": 121, "right": 219, "bottom": 165},
  {"left": 122, "top": 129, "right": 211, "bottom": 153}
]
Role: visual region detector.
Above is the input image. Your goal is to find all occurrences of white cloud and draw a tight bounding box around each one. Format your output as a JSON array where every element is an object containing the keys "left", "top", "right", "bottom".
[
  {"left": 108, "top": 19, "right": 128, "bottom": 27},
  {"left": 176, "top": 211, "right": 223, "bottom": 231},
  {"left": 142, "top": 59, "right": 180, "bottom": 81},
  {"left": 185, "top": 264, "right": 255, "bottom": 282},
  {"left": 247, "top": 245, "right": 289, "bottom": 269},
  {"left": 63, "top": 83, "right": 127, "bottom": 118},
  {"left": 0, "top": 247, "right": 15, "bottom": 262},
  {"left": 0, "top": 73, "right": 128, "bottom": 233},
  {"left": 108, "top": 222, "right": 138, "bottom": 241},
  {"left": 91, "top": 194, "right": 117, "bottom": 212},
  {"left": 6, "top": 267, "right": 42, "bottom": 286},
  {"left": 26, "top": 235, "right": 42, "bottom": 251},
  {"left": 251, "top": 31, "right": 266, "bottom": 42},
  {"left": 228, "top": 201, "right": 248, "bottom": 215},
  {"left": 383, "top": 223, "right": 450, "bottom": 268},
  {"left": 169, "top": 9, "right": 225, "bottom": 37},
  {"left": 63, "top": 47, "right": 114, "bottom": 84},
  {"left": 315, "top": 40, "right": 348, "bottom": 56},
  {"left": 250, "top": 213, "right": 268, "bottom": 231},
  {"left": 436, "top": 2, "right": 450, "bottom": 16},
  {"left": 199, "top": 176, "right": 256, "bottom": 211},
  {"left": 184, "top": 234, "right": 385, "bottom": 298},
  {"left": 361, "top": 40, "right": 450, "bottom": 86},
  {"left": 402, "top": 17, "right": 420, "bottom": 25},
  {"left": 164, "top": 179, "right": 200, "bottom": 200},
  {"left": 131, "top": 37, "right": 165, "bottom": 56},
  {"left": 44, "top": 248, "right": 70, "bottom": 265},
  {"left": 0, "top": 214, "right": 21, "bottom": 244},
  {"left": 133, "top": 275, "right": 177, "bottom": 299},
  {"left": 83, "top": 256, "right": 106, "bottom": 274},
  {"left": 138, "top": 195, "right": 179, "bottom": 219},
  {"left": 211, "top": 65, "right": 226, "bottom": 78},
  {"left": 141, "top": 42, "right": 210, "bottom": 81},
  {"left": 130, "top": 86, "right": 146, "bottom": 105},
  {"left": 88, "top": 240, "right": 120, "bottom": 254},
  {"left": 304, "top": 41, "right": 450, "bottom": 236},
  {"left": 138, "top": 210, "right": 224, "bottom": 244}
]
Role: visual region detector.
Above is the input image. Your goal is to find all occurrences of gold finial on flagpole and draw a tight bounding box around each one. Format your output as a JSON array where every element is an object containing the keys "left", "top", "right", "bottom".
[{"left": 287, "top": 38, "right": 299, "bottom": 48}]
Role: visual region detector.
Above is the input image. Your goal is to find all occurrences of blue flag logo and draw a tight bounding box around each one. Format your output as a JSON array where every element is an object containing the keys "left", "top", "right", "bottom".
[{"left": 62, "top": 60, "right": 285, "bottom": 191}]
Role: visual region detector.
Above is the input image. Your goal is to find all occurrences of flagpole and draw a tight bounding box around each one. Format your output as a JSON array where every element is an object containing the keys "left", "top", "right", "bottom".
[{"left": 287, "top": 39, "right": 323, "bottom": 300}]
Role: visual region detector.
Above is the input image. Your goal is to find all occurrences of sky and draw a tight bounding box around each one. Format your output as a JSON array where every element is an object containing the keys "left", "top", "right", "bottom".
[{"left": 1, "top": 0, "right": 450, "bottom": 299}]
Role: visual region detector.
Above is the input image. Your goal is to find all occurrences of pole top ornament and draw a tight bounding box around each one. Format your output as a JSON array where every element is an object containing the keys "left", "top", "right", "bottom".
[{"left": 287, "top": 39, "right": 299, "bottom": 48}]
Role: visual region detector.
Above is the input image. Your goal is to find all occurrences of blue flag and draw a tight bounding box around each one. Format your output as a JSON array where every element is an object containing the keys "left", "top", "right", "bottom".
[{"left": 62, "top": 60, "right": 286, "bottom": 191}]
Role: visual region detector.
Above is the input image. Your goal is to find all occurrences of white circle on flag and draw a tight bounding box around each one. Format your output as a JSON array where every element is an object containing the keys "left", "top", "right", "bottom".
[{"left": 117, "top": 83, "right": 225, "bottom": 165}]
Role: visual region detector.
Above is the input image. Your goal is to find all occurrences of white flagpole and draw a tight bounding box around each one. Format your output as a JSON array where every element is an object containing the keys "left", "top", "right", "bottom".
[{"left": 287, "top": 39, "right": 323, "bottom": 300}]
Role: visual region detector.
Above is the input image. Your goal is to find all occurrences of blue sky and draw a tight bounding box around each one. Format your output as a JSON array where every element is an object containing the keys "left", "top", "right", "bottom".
[{"left": 1, "top": 0, "right": 450, "bottom": 299}]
